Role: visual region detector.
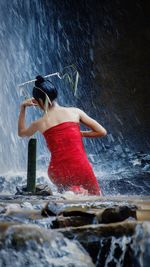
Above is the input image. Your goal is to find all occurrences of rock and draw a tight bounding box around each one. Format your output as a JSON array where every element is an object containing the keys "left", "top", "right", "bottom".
[
  {"left": 2, "top": 204, "right": 21, "bottom": 214},
  {"left": 57, "top": 221, "right": 150, "bottom": 266},
  {"left": 0, "top": 223, "right": 94, "bottom": 267},
  {"left": 41, "top": 202, "right": 63, "bottom": 216},
  {"left": 96, "top": 205, "right": 137, "bottom": 224},
  {"left": 4, "top": 208, "right": 41, "bottom": 220},
  {"left": 0, "top": 195, "right": 149, "bottom": 266},
  {"left": 57, "top": 221, "right": 137, "bottom": 263},
  {"left": 42, "top": 201, "right": 94, "bottom": 217},
  {"left": 42, "top": 200, "right": 137, "bottom": 227},
  {"left": 15, "top": 183, "right": 53, "bottom": 196},
  {"left": 51, "top": 215, "right": 94, "bottom": 229},
  {"left": 131, "top": 222, "right": 150, "bottom": 267}
]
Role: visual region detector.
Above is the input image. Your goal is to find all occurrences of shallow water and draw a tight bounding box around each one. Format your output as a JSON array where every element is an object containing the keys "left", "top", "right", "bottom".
[{"left": 0, "top": 147, "right": 149, "bottom": 196}]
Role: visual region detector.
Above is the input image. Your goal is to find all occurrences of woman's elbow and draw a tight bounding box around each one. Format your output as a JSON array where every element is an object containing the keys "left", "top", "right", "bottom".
[
  {"left": 99, "top": 129, "right": 107, "bottom": 137},
  {"left": 102, "top": 129, "right": 107, "bottom": 136},
  {"left": 18, "top": 130, "right": 26, "bottom": 137},
  {"left": 18, "top": 132, "right": 24, "bottom": 137}
]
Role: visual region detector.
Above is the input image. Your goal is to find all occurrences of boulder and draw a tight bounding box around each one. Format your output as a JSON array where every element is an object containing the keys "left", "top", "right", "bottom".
[
  {"left": 15, "top": 183, "right": 53, "bottom": 196},
  {"left": 42, "top": 200, "right": 137, "bottom": 226},
  {"left": 0, "top": 223, "right": 95, "bottom": 267},
  {"left": 96, "top": 205, "right": 137, "bottom": 223},
  {"left": 57, "top": 221, "right": 150, "bottom": 266}
]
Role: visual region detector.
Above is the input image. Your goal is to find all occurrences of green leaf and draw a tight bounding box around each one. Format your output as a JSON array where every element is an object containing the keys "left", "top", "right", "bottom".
[{"left": 61, "top": 65, "right": 80, "bottom": 97}]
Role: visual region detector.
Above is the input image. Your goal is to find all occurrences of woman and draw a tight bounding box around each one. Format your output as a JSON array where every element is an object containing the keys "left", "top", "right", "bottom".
[{"left": 18, "top": 75, "right": 107, "bottom": 195}]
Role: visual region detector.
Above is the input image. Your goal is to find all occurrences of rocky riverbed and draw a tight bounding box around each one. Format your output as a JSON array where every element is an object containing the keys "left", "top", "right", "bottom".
[
  {"left": 0, "top": 151, "right": 149, "bottom": 266},
  {"left": 0, "top": 193, "right": 149, "bottom": 267}
]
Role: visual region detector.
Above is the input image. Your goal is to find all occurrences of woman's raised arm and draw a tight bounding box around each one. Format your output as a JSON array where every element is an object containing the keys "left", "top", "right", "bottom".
[
  {"left": 77, "top": 108, "right": 107, "bottom": 138},
  {"left": 18, "top": 98, "right": 39, "bottom": 137}
]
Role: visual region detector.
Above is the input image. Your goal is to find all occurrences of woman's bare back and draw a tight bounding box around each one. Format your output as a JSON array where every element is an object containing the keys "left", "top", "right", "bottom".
[
  {"left": 38, "top": 105, "right": 80, "bottom": 133},
  {"left": 18, "top": 99, "right": 107, "bottom": 137}
]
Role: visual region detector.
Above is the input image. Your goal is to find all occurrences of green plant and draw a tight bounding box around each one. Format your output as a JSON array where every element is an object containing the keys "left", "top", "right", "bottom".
[{"left": 59, "top": 64, "right": 80, "bottom": 97}]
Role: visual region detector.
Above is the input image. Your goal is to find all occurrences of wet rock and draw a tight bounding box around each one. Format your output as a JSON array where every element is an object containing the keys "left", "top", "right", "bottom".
[
  {"left": 42, "top": 200, "right": 137, "bottom": 228},
  {"left": 57, "top": 221, "right": 137, "bottom": 263},
  {"left": 1, "top": 204, "right": 21, "bottom": 214},
  {"left": 131, "top": 222, "right": 150, "bottom": 267},
  {"left": 42, "top": 202, "right": 64, "bottom": 216},
  {"left": 57, "top": 221, "right": 137, "bottom": 240},
  {"left": 42, "top": 203, "right": 96, "bottom": 228},
  {"left": 15, "top": 183, "right": 53, "bottom": 196},
  {"left": 51, "top": 215, "right": 94, "bottom": 229},
  {"left": 42, "top": 201, "right": 94, "bottom": 217},
  {"left": 0, "top": 223, "right": 94, "bottom": 267},
  {"left": 0, "top": 195, "right": 149, "bottom": 266},
  {"left": 4, "top": 208, "right": 42, "bottom": 220},
  {"left": 96, "top": 205, "right": 137, "bottom": 224},
  {"left": 58, "top": 221, "right": 150, "bottom": 266}
]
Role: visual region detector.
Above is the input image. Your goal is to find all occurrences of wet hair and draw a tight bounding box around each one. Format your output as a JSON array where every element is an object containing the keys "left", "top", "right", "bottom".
[{"left": 32, "top": 75, "right": 58, "bottom": 104}]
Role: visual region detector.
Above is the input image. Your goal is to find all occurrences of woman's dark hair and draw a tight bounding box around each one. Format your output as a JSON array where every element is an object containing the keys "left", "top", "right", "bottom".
[{"left": 32, "top": 75, "right": 58, "bottom": 104}]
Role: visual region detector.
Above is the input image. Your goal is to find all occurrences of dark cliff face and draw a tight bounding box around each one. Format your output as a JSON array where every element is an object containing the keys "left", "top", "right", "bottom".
[
  {"left": 0, "top": 0, "right": 149, "bottom": 173},
  {"left": 91, "top": 0, "right": 150, "bottom": 152},
  {"left": 53, "top": 0, "right": 150, "bottom": 152}
]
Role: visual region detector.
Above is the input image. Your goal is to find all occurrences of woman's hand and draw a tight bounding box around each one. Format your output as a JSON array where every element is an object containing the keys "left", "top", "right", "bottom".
[
  {"left": 20, "top": 98, "right": 38, "bottom": 108},
  {"left": 77, "top": 108, "right": 107, "bottom": 138},
  {"left": 18, "top": 98, "right": 40, "bottom": 137}
]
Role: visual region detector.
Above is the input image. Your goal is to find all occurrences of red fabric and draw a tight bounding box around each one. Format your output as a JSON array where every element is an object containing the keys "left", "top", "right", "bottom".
[{"left": 43, "top": 121, "right": 101, "bottom": 195}]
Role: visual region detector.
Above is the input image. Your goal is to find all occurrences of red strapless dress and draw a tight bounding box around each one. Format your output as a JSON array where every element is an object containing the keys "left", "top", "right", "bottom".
[{"left": 43, "top": 121, "right": 101, "bottom": 195}]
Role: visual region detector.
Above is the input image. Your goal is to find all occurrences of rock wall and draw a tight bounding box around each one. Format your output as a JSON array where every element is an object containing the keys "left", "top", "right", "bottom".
[{"left": 91, "top": 0, "right": 150, "bottom": 152}]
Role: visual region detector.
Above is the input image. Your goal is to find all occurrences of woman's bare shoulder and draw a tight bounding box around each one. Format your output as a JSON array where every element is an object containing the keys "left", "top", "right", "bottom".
[{"left": 65, "top": 106, "right": 82, "bottom": 113}]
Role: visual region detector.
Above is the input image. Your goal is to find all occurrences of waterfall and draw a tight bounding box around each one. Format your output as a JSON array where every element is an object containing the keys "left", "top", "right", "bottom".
[{"left": 0, "top": 0, "right": 78, "bottom": 174}]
